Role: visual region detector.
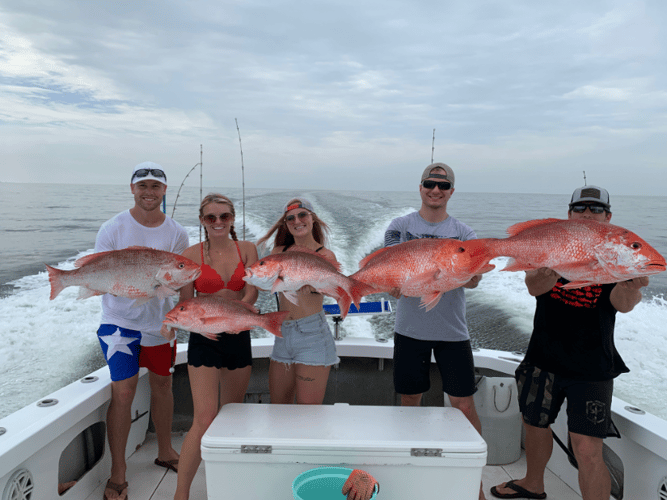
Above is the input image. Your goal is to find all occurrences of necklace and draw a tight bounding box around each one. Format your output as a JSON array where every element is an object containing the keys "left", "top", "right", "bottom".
[{"left": 206, "top": 240, "right": 233, "bottom": 261}]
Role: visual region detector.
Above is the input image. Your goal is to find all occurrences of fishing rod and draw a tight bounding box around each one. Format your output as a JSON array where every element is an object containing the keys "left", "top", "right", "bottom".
[
  {"left": 431, "top": 129, "right": 436, "bottom": 163},
  {"left": 236, "top": 118, "right": 246, "bottom": 240},
  {"left": 171, "top": 145, "right": 204, "bottom": 241}
]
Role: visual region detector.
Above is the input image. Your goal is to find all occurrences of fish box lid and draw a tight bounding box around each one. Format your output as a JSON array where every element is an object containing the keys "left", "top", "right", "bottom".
[{"left": 201, "top": 403, "right": 486, "bottom": 455}]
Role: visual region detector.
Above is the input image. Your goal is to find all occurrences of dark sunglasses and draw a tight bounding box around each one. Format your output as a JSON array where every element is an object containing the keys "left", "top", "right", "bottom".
[
  {"left": 202, "top": 213, "right": 233, "bottom": 223},
  {"left": 570, "top": 204, "right": 606, "bottom": 214},
  {"left": 285, "top": 211, "right": 310, "bottom": 222},
  {"left": 422, "top": 180, "right": 452, "bottom": 190},
  {"left": 132, "top": 168, "right": 167, "bottom": 181}
]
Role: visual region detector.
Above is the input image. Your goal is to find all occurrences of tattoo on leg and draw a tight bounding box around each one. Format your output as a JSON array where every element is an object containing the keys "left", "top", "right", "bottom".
[{"left": 296, "top": 375, "right": 315, "bottom": 382}]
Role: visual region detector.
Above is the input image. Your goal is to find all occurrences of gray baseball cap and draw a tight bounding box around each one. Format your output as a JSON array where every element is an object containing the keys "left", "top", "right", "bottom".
[
  {"left": 569, "top": 185, "right": 610, "bottom": 209},
  {"left": 421, "top": 162, "right": 455, "bottom": 186}
]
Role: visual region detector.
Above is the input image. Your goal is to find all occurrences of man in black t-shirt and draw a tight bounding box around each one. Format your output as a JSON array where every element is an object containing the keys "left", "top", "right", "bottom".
[{"left": 491, "top": 186, "right": 648, "bottom": 500}]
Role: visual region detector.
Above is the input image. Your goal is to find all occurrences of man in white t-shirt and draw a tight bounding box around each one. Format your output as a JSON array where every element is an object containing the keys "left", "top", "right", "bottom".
[
  {"left": 95, "top": 162, "right": 189, "bottom": 500},
  {"left": 385, "top": 162, "right": 486, "bottom": 500}
]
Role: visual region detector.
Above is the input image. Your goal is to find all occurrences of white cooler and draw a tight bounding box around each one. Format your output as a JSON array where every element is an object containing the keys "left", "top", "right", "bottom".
[{"left": 201, "top": 403, "right": 487, "bottom": 500}]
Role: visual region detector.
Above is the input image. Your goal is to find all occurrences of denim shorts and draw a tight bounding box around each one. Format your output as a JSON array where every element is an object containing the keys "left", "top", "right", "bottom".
[{"left": 271, "top": 311, "right": 339, "bottom": 366}]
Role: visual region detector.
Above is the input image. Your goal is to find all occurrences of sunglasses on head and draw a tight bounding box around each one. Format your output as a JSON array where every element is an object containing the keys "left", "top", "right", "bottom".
[
  {"left": 570, "top": 204, "right": 606, "bottom": 214},
  {"left": 132, "top": 168, "right": 167, "bottom": 181},
  {"left": 422, "top": 180, "right": 452, "bottom": 190},
  {"left": 202, "top": 213, "right": 233, "bottom": 223},
  {"left": 285, "top": 211, "right": 310, "bottom": 222}
]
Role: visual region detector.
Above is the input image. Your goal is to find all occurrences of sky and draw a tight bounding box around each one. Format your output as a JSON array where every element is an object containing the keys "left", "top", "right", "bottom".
[{"left": 1, "top": 0, "right": 666, "bottom": 195}]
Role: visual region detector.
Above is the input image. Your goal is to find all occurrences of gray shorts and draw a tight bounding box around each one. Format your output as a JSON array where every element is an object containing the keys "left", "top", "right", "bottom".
[{"left": 271, "top": 311, "right": 340, "bottom": 366}]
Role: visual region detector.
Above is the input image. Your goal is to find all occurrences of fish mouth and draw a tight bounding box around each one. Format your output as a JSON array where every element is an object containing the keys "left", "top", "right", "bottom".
[{"left": 643, "top": 262, "right": 667, "bottom": 273}]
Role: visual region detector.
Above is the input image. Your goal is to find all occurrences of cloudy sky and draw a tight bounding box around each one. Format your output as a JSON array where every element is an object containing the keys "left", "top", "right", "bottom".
[{"left": 1, "top": 0, "right": 665, "bottom": 195}]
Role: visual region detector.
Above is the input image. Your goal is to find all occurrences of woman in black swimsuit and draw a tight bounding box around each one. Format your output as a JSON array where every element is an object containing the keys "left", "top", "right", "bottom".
[{"left": 173, "top": 193, "right": 258, "bottom": 500}]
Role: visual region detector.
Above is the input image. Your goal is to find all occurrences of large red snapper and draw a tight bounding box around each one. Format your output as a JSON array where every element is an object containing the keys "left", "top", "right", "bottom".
[
  {"left": 163, "top": 295, "right": 288, "bottom": 339},
  {"left": 243, "top": 247, "right": 374, "bottom": 320},
  {"left": 490, "top": 218, "right": 666, "bottom": 288},
  {"left": 350, "top": 238, "right": 495, "bottom": 311},
  {"left": 46, "top": 246, "right": 201, "bottom": 304}
]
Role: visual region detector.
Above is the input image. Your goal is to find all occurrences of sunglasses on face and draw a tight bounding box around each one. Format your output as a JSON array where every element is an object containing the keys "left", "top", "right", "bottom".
[
  {"left": 202, "top": 213, "right": 233, "bottom": 223},
  {"left": 132, "top": 168, "right": 167, "bottom": 181},
  {"left": 422, "top": 180, "right": 452, "bottom": 191},
  {"left": 570, "top": 204, "right": 606, "bottom": 214},
  {"left": 285, "top": 211, "right": 310, "bottom": 222}
]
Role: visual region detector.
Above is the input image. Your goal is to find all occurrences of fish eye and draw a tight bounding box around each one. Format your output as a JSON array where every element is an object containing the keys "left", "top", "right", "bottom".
[
  {"left": 178, "top": 263, "right": 185, "bottom": 268},
  {"left": 179, "top": 306, "right": 185, "bottom": 311},
  {"left": 631, "top": 242, "right": 642, "bottom": 250},
  {"left": 457, "top": 247, "right": 465, "bottom": 253},
  {"left": 259, "top": 260, "right": 265, "bottom": 265}
]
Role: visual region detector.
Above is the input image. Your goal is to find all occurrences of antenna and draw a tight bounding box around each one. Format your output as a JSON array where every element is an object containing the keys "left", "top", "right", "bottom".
[
  {"left": 235, "top": 118, "right": 246, "bottom": 240},
  {"left": 431, "top": 129, "right": 436, "bottom": 163},
  {"left": 583, "top": 170, "right": 587, "bottom": 185}
]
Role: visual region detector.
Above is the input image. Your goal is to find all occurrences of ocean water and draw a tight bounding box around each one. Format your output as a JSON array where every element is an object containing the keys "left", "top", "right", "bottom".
[{"left": 1, "top": 182, "right": 666, "bottom": 420}]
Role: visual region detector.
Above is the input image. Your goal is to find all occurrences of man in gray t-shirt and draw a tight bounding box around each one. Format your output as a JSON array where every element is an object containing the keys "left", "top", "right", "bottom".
[{"left": 386, "top": 162, "right": 486, "bottom": 500}]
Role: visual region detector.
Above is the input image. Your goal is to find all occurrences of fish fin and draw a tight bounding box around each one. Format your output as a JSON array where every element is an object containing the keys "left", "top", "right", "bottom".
[
  {"left": 358, "top": 246, "right": 391, "bottom": 269},
  {"left": 560, "top": 281, "right": 597, "bottom": 289},
  {"left": 420, "top": 292, "right": 443, "bottom": 311},
  {"left": 77, "top": 287, "right": 102, "bottom": 300},
  {"left": 72, "top": 252, "right": 110, "bottom": 268},
  {"left": 130, "top": 297, "right": 152, "bottom": 307},
  {"left": 192, "top": 330, "right": 220, "bottom": 341},
  {"left": 505, "top": 218, "right": 562, "bottom": 237},
  {"left": 261, "top": 311, "right": 289, "bottom": 338},
  {"left": 282, "top": 290, "right": 300, "bottom": 305},
  {"left": 289, "top": 245, "right": 341, "bottom": 271},
  {"left": 479, "top": 263, "right": 495, "bottom": 274},
  {"left": 402, "top": 271, "right": 439, "bottom": 290},
  {"left": 229, "top": 299, "right": 259, "bottom": 314},
  {"left": 500, "top": 258, "right": 537, "bottom": 272},
  {"left": 336, "top": 290, "right": 352, "bottom": 320},
  {"left": 154, "top": 284, "right": 178, "bottom": 300},
  {"left": 45, "top": 264, "right": 66, "bottom": 300},
  {"left": 348, "top": 278, "right": 378, "bottom": 307}
]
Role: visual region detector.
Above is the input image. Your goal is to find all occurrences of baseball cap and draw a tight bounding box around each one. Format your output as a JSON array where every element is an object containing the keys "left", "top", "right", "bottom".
[
  {"left": 283, "top": 198, "right": 315, "bottom": 213},
  {"left": 569, "top": 185, "right": 610, "bottom": 210},
  {"left": 421, "top": 162, "right": 455, "bottom": 187},
  {"left": 131, "top": 161, "right": 168, "bottom": 185}
]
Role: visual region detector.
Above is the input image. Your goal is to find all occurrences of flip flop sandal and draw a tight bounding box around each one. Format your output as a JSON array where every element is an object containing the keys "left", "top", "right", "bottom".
[
  {"left": 103, "top": 480, "right": 128, "bottom": 500},
  {"left": 490, "top": 480, "right": 547, "bottom": 499},
  {"left": 154, "top": 458, "right": 179, "bottom": 473}
]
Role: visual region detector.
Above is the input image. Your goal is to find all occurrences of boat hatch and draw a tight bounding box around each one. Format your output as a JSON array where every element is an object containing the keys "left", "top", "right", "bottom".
[{"left": 58, "top": 422, "right": 105, "bottom": 495}]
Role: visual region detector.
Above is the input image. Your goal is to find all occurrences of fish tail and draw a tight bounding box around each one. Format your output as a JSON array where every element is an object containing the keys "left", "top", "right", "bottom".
[
  {"left": 348, "top": 278, "right": 377, "bottom": 308},
  {"left": 45, "top": 264, "right": 67, "bottom": 300},
  {"left": 262, "top": 311, "right": 289, "bottom": 338},
  {"left": 335, "top": 288, "right": 352, "bottom": 320}
]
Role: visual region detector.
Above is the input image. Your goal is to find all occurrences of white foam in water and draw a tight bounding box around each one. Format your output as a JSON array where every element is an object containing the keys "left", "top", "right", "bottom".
[{"left": 2, "top": 213, "right": 667, "bottom": 422}]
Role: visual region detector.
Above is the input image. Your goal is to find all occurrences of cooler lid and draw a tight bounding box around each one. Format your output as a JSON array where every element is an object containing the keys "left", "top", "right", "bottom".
[{"left": 201, "top": 403, "right": 486, "bottom": 454}]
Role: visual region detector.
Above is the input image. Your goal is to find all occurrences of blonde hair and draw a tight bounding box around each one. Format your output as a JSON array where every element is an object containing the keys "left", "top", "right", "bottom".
[
  {"left": 257, "top": 198, "right": 329, "bottom": 250},
  {"left": 200, "top": 193, "right": 238, "bottom": 241}
]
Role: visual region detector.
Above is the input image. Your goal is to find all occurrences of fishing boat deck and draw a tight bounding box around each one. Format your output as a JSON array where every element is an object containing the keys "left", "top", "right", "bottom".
[{"left": 86, "top": 431, "right": 583, "bottom": 500}]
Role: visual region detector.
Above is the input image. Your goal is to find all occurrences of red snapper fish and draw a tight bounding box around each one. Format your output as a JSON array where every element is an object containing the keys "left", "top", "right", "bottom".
[
  {"left": 46, "top": 246, "right": 202, "bottom": 304},
  {"left": 163, "top": 295, "right": 288, "bottom": 339},
  {"left": 350, "top": 238, "right": 495, "bottom": 311},
  {"left": 490, "top": 218, "right": 666, "bottom": 288},
  {"left": 243, "top": 247, "right": 374, "bottom": 319}
]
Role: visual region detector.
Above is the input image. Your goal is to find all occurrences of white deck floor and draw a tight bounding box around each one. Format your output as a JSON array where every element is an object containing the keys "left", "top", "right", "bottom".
[{"left": 86, "top": 432, "right": 583, "bottom": 500}]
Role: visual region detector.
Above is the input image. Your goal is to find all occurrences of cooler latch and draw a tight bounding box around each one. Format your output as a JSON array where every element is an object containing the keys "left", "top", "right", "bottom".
[
  {"left": 240, "top": 445, "right": 272, "bottom": 454},
  {"left": 411, "top": 448, "right": 443, "bottom": 457}
]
